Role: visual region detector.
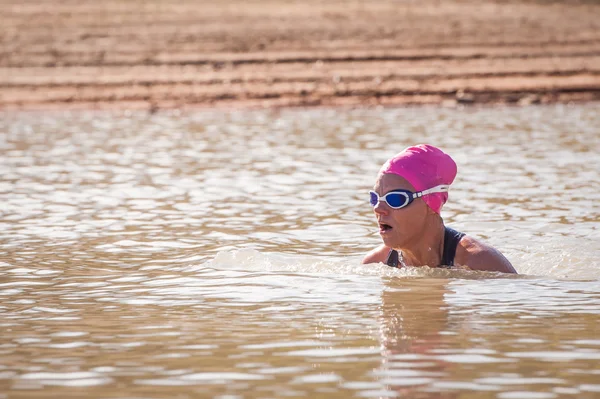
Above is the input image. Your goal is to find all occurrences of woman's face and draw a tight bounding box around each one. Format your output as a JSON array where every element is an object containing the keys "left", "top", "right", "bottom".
[{"left": 372, "top": 173, "right": 430, "bottom": 249}]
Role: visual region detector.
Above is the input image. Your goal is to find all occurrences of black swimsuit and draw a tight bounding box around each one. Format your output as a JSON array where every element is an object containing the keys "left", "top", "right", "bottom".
[{"left": 385, "top": 227, "right": 465, "bottom": 268}]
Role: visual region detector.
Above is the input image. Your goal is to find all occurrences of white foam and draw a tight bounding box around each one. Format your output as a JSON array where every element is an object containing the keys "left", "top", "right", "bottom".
[
  {"left": 195, "top": 245, "right": 600, "bottom": 281},
  {"left": 194, "top": 248, "right": 523, "bottom": 280}
]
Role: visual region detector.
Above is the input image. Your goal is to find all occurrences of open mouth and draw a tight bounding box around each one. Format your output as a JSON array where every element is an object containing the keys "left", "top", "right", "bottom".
[{"left": 379, "top": 223, "right": 393, "bottom": 233}]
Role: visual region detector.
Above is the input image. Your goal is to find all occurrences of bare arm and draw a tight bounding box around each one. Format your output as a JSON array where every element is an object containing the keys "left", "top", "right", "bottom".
[
  {"left": 362, "top": 244, "right": 390, "bottom": 264},
  {"left": 455, "top": 236, "right": 517, "bottom": 274}
]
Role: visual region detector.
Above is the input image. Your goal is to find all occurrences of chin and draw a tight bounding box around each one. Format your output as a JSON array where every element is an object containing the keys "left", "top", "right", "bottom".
[{"left": 381, "top": 234, "right": 402, "bottom": 249}]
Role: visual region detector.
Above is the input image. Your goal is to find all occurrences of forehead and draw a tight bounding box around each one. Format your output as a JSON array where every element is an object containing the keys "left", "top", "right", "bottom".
[{"left": 374, "top": 173, "right": 415, "bottom": 193}]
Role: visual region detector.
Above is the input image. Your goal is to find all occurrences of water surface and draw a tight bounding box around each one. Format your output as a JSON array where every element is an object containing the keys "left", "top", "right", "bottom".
[{"left": 1, "top": 104, "right": 599, "bottom": 398}]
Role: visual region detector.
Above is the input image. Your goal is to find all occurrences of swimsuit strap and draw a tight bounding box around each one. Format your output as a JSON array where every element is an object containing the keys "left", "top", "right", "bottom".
[
  {"left": 385, "top": 226, "right": 465, "bottom": 268},
  {"left": 441, "top": 226, "right": 465, "bottom": 268},
  {"left": 385, "top": 248, "right": 400, "bottom": 267}
]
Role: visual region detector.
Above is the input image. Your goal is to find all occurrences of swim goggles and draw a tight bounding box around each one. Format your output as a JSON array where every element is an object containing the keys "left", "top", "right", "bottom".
[{"left": 369, "top": 184, "right": 449, "bottom": 209}]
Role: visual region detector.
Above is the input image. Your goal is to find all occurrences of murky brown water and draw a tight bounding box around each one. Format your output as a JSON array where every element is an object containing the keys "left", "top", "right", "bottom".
[{"left": 1, "top": 104, "right": 599, "bottom": 399}]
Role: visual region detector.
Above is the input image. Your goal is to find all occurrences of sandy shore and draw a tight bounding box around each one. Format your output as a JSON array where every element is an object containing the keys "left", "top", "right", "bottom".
[{"left": 1, "top": 0, "right": 600, "bottom": 110}]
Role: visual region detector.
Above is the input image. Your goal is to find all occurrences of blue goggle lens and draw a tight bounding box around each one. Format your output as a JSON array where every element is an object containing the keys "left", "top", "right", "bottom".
[
  {"left": 369, "top": 192, "right": 379, "bottom": 206},
  {"left": 386, "top": 193, "right": 406, "bottom": 208}
]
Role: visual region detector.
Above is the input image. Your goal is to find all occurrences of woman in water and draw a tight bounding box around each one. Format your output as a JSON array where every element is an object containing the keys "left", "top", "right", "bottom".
[{"left": 363, "top": 144, "right": 517, "bottom": 274}]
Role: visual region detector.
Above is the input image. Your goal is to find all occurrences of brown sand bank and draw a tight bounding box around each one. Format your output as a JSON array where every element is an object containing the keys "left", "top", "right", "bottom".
[{"left": 1, "top": 0, "right": 600, "bottom": 110}]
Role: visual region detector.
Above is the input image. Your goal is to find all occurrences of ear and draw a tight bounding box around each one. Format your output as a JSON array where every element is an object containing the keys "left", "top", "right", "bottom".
[
  {"left": 424, "top": 202, "right": 439, "bottom": 216},
  {"left": 423, "top": 204, "right": 443, "bottom": 226},
  {"left": 412, "top": 200, "right": 435, "bottom": 225}
]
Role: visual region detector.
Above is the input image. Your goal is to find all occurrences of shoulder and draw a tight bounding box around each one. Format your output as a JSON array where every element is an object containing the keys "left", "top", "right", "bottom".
[
  {"left": 362, "top": 244, "right": 391, "bottom": 264},
  {"left": 455, "top": 235, "right": 517, "bottom": 274}
]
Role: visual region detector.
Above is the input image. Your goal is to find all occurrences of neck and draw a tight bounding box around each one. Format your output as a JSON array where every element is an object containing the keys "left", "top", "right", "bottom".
[{"left": 399, "top": 216, "right": 445, "bottom": 267}]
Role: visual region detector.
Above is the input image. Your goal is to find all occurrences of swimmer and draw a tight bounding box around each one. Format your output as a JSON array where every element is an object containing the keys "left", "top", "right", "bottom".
[{"left": 363, "top": 144, "right": 517, "bottom": 274}]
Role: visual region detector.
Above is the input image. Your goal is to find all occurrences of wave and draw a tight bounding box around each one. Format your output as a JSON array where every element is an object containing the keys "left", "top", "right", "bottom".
[
  {"left": 193, "top": 249, "right": 522, "bottom": 280},
  {"left": 194, "top": 246, "right": 600, "bottom": 281}
]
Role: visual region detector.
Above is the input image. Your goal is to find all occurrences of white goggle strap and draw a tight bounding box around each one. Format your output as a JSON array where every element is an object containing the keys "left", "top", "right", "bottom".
[{"left": 413, "top": 184, "right": 450, "bottom": 198}]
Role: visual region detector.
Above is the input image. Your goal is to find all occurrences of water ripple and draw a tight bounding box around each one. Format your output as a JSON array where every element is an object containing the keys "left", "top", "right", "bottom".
[{"left": 0, "top": 105, "right": 599, "bottom": 398}]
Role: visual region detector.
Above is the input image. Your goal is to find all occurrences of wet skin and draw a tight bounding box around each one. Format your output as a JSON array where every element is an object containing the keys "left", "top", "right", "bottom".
[{"left": 363, "top": 173, "right": 517, "bottom": 274}]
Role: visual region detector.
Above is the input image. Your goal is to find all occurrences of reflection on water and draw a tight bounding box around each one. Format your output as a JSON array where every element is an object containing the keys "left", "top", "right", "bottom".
[{"left": 0, "top": 104, "right": 599, "bottom": 398}]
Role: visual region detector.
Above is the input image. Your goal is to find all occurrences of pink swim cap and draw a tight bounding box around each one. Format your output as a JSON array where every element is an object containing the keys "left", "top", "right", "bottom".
[{"left": 379, "top": 144, "right": 457, "bottom": 214}]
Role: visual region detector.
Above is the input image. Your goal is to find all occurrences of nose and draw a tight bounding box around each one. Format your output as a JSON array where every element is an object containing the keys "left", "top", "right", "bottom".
[{"left": 373, "top": 200, "right": 389, "bottom": 216}]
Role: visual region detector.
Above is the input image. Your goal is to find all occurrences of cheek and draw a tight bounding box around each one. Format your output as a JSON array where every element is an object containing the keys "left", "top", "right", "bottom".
[
  {"left": 390, "top": 209, "right": 413, "bottom": 228},
  {"left": 392, "top": 203, "right": 428, "bottom": 225}
]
